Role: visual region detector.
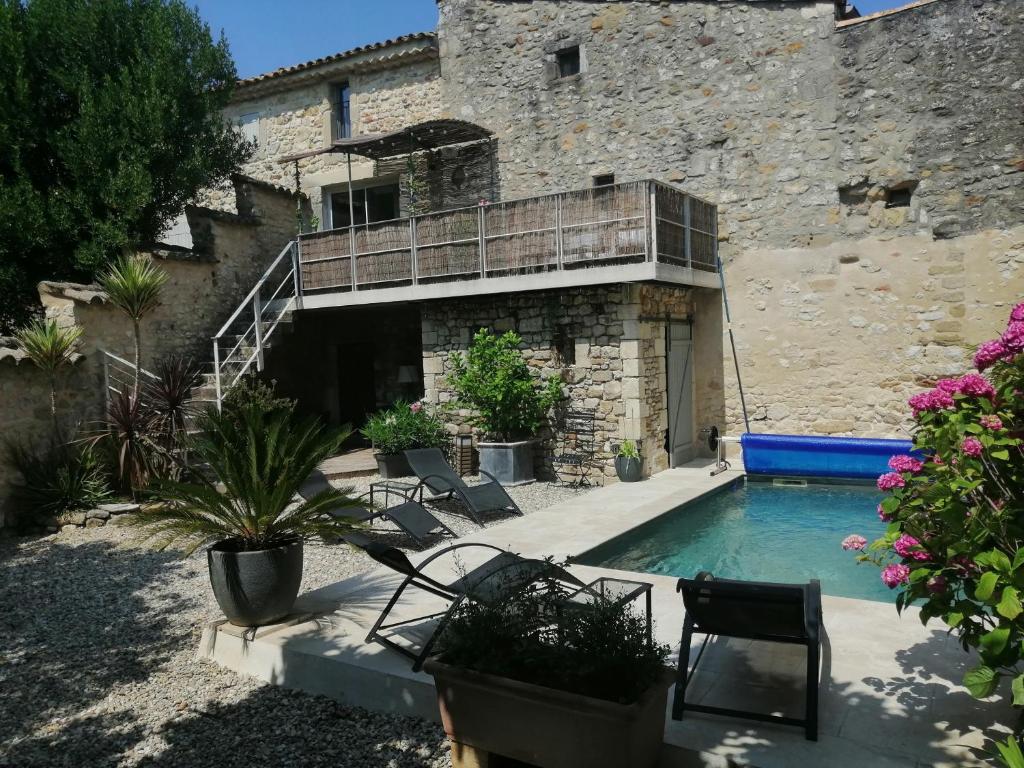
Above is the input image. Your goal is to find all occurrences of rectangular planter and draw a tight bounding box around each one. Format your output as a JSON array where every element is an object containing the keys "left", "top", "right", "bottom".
[
  {"left": 424, "top": 660, "right": 673, "bottom": 768},
  {"left": 477, "top": 440, "right": 535, "bottom": 486}
]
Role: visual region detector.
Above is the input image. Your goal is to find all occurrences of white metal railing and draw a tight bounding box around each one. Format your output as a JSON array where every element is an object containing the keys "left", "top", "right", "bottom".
[
  {"left": 296, "top": 179, "right": 718, "bottom": 292},
  {"left": 211, "top": 241, "right": 301, "bottom": 409},
  {"left": 101, "top": 349, "right": 159, "bottom": 406}
]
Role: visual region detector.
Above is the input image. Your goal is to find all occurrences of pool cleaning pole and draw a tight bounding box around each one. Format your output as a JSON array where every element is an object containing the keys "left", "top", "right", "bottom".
[{"left": 718, "top": 254, "right": 751, "bottom": 434}]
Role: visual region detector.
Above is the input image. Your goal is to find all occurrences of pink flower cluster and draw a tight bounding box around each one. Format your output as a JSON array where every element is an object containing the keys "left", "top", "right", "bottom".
[
  {"left": 893, "top": 534, "right": 929, "bottom": 561},
  {"left": 973, "top": 303, "right": 1024, "bottom": 371},
  {"left": 961, "top": 436, "right": 984, "bottom": 457},
  {"left": 877, "top": 472, "right": 906, "bottom": 491},
  {"left": 842, "top": 534, "right": 868, "bottom": 551},
  {"left": 908, "top": 388, "right": 955, "bottom": 416},
  {"left": 888, "top": 454, "right": 923, "bottom": 474},
  {"left": 881, "top": 563, "right": 911, "bottom": 589},
  {"left": 980, "top": 414, "right": 1004, "bottom": 430}
]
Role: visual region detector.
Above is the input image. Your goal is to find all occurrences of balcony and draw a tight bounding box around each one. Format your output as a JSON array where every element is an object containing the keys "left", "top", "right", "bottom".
[{"left": 294, "top": 180, "right": 719, "bottom": 309}]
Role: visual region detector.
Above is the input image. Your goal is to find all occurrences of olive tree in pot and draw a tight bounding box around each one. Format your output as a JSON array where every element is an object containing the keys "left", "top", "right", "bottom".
[
  {"left": 614, "top": 440, "right": 643, "bottom": 482},
  {"left": 448, "top": 329, "right": 562, "bottom": 485},
  {"left": 131, "top": 400, "right": 362, "bottom": 626},
  {"left": 424, "top": 575, "right": 672, "bottom": 768},
  {"left": 361, "top": 400, "right": 448, "bottom": 478}
]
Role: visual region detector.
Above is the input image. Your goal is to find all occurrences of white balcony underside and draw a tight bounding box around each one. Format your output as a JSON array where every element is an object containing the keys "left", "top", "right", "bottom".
[{"left": 298, "top": 261, "right": 719, "bottom": 310}]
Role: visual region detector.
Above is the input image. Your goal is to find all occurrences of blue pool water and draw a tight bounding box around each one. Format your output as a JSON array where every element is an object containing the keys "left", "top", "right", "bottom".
[{"left": 579, "top": 480, "right": 891, "bottom": 602}]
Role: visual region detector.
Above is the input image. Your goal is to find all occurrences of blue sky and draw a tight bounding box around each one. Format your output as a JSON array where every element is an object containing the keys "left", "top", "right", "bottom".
[{"left": 193, "top": 0, "right": 906, "bottom": 79}]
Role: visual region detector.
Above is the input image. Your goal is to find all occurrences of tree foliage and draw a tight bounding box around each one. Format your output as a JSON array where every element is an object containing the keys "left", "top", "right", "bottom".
[{"left": 0, "top": 0, "right": 251, "bottom": 331}]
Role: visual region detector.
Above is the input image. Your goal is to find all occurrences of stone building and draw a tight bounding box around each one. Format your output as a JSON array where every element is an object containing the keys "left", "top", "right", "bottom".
[{"left": 200, "top": 0, "right": 1022, "bottom": 479}]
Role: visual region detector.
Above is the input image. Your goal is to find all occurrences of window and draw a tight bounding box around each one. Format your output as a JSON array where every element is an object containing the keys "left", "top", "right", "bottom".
[
  {"left": 593, "top": 173, "right": 615, "bottom": 187},
  {"left": 886, "top": 188, "right": 913, "bottom": 208},
  {"left": 556, "top": 46, "right": 581, "bottom": 78},
  {"left": 238, "top": 112, "right": 260, "bottom": 146},
  {"left": 328, "top": 182, "right": 399, "bottom": 229},
  {"left": 335, "top": 82, "right": 351, "bottom": 139}
]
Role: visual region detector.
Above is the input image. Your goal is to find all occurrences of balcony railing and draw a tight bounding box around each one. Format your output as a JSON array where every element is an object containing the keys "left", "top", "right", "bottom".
[{"left": 296, "top": 179, "right": 717, "bottom": 292}]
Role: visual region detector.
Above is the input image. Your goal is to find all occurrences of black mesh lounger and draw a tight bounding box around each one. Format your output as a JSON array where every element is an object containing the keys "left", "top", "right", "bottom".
[
  {"left": 403, "top": 447, "right": 523, "bottom": 526},
  {"left": 673, "top": 572, "right": 822, "bottom": 741},
  {"left": 299, "top": 469, "right": 455, "bottom": 548},
  {"left": 346, "top": 533, "right": 583, "bottom": 671}
]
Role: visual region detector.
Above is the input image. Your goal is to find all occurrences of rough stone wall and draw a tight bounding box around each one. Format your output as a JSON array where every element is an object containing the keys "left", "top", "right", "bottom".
[
  {"left": 437, "top": 0, "right": 1024, "bottom": 437},
  {"left": 420, "top": 283, "right": 719, "bottom": 479},
  {"left": 205, "top": 57, "right": 445, "bottom": 217}
]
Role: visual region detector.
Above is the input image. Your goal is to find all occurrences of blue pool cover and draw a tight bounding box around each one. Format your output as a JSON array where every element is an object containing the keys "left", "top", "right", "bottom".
[{"left": 740, "top": 432, "right": 916, "bottom": 479}]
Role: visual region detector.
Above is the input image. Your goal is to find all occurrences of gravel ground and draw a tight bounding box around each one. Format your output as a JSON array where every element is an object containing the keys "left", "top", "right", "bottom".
[{"left": 0, "top": 476, "right": 592, "bottom": 767}]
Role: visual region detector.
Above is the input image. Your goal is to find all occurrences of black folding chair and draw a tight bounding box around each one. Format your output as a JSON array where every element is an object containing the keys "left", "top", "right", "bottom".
[
  {"left": 347, "top": 533, "right": 583, "bottom": 671},
  {"left": 404, "top": 447, "right": 523, "bottom": 526},
  {"left": 673, "top": 572, "right": 822, "bottom": 741},
  {"left": 299, "top": 469, "right": 455, "bottom": 548}
]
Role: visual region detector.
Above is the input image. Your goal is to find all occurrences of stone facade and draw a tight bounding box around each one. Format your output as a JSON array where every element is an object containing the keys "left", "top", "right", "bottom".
[
  {"left": 420, "top": 283, "right": 722, "bottom": 478},
  {"left": 436, "top": 0, "right": 1024, "bottom": 435}
]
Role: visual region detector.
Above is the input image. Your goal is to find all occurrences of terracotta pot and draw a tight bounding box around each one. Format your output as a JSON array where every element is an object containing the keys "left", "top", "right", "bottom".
[
  {"left": 424, "top": 660, "right": 673, "bottom": 768},
  {"left": 207, "top": 539, "right": 303, "bottom": 627}
]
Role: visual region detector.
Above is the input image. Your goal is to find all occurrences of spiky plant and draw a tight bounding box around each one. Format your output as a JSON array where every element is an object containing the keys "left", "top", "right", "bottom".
[
  {"left": 144, "top": 355, "right": 203, "bottom": 469},
  {"left": 14, "top": 318, "right": 82, "bottom": 437},
  {"left": 98, "top": 254, "right": 168, "bottom": 399},
  {"left": 6, "top": 441, "right": 110, "bottom": 528},
  {"left": 91, "top": 388, "right": 162, "bottom": 495},
  {"left": 131, "top": 402, "right": 362, "bottom": 555}
]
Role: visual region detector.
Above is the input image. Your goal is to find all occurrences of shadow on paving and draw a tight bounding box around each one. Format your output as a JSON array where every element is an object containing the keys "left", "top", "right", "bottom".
[{"left": 0, "top": 535, "right": 189, "bottom": 764}]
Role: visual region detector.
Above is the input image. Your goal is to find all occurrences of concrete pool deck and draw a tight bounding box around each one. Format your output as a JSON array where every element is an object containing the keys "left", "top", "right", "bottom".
[{"left": 199, "top": 461, "right": 1012, "bottom": 767}]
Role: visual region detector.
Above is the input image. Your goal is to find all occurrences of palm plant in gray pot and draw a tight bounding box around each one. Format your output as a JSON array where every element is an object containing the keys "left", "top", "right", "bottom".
[
  {"left": 132, "top": 400, "right": 362, "bottom": 626},
  {"left": 614, "top": 439, "right": 643, "bottom": 482}
]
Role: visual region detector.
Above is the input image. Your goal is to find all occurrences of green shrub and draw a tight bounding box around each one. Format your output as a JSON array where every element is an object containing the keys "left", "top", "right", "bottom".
[
  {"left": 7, "top": 441, "right": 109, "bottom": 528},
  {"left": 222, "top": 375, "right": 295, "bottom": 421},
  {"left": 448, "top": 329, "right": 562, "bottom": 441},
  {"left": 437, "top": 571, "right": 669, "bottom": 704},
  {"left": 360, "top": 400, "right": 448, "bottom": 455},
  {"left": 617, "top": 439, "right": 640, "bottom": 459}
]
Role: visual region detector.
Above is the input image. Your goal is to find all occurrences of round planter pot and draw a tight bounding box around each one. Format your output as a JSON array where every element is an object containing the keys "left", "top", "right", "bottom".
[
  {"left": 375, "top": 452, "right": 413, "bottom": 479},
  {"left": 614, "top": 455, "right": 643, "bottom": 482},
  {"left": 207, "top": 539, "right": 303, "bottom": 627}
]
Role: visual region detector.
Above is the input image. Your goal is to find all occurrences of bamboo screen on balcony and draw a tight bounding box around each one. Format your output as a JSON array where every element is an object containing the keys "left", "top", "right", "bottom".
[{"left": 560, "top": 181, "right": 647, "bottom": 266}]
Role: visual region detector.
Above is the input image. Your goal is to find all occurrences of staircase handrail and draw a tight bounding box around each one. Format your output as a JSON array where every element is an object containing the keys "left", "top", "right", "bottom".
[{"left": 212, "top": 241, "right": 295, "bottom": 341}]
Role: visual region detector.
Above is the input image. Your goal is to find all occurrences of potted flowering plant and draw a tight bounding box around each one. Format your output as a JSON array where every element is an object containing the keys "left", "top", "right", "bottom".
[
  {"left": 844, "top": 301, "right": 1024, "bottom": 706},
  {"left": 361, "top": 400, "right": 448, "bottom": 478}
]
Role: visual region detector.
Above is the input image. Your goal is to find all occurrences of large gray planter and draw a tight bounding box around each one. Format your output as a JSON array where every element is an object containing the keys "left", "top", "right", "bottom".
[
  {"left": 614, "top": 455, "right": 644, "bottom": 482},
  {"left": 207, "top": 539, "right": 303, "bottom": 627},
  {"left": 375, "top": 452, "right": 413, "bottom": 478},
  {"left": 477, "top": 440, "right": 535, "bottom": 485}
]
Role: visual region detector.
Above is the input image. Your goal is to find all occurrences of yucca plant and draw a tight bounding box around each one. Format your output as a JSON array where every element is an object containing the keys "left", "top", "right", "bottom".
[
  {"left": 91, "top": 388, "right": 162, "bottom": 495},
  {"left": 14, "top": 318, "right": 83, "bottom": 437},
  {"left": 6, "top": 441, "right": 110, "bottom": 528},
  {"left": 131, "top": 402, "right": 363, "bottom": 555},
  {"left": 144, "top": 355, "right": 203, "bottom": 468},
  {"left": 98, "top": 254, "right": 168, "bottom": 399}
]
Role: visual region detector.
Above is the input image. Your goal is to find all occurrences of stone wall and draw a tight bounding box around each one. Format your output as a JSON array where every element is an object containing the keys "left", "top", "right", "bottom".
[
  {"left": 421, "top": 283, "right": 723, "bottom": 478},
  {"left": 436, "top": 0, "right": 1024, "bottom": 437}
]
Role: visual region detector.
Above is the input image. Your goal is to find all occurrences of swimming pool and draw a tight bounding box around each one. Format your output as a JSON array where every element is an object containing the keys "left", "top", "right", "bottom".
[{"left": 577, "top": 478, "right": 891, "bottom": 602}]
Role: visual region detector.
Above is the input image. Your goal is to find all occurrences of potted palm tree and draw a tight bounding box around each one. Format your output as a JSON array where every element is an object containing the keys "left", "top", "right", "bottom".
[
  {"left": 448, "top": 329, "right": 562, "bottom": 485},
  {"left": 132, "top": 400, "right": 363, "bottom": 626},
  {"left": 424, "top": 577, "right": 672, "bottom": 768}
]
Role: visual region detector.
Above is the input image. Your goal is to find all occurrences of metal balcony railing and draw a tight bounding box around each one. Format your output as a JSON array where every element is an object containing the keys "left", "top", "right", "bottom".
[{"left": 296, "top": 179, "right": 717, "bottom": 292}]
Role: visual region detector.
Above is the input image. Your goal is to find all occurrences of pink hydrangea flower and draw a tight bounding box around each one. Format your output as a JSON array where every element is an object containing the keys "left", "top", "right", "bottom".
[
  {"left": 888, "top": 454, "right": 923, "bottom": 474},
  {"left": 961, "top": 436, "right": 983, "bottom": 457},
  {"left": 974, "top": 340, "right": 1007, "bottom": 372},
  {"left": 893, "top": 534, "right": 929, "bottom": 561},
  {"left": 926, "top": 575, "right": 947, "bottom": 594},
  {"left": 956, "top": 373, "right": 997, "bottom": 400},
  {"left": 1003, "top": 321, "right": 1024, "bottom": 355},
  {"left": 878, "top": 503, "right": 894, "bottom": 522},
  {"left": 877, "top": 472, "right": 906, "bottom": 491},
  {"left": 908, "top": 388, "right": 955, "bottom": 416},
  {"left": 842, "top": 534, "right": 868, "bottom": 551},
  {"left": 881, "top": 563, "right": 911, "bottom": 588},
  {"left": 409, "top": 402, "right": 423, "bottom": 413},
  {"left": 1011, "top": 303, "right": 1024, "bottom": 323},
  {"left": 936, "top": 378, "right": 962, "bottom": 393},
  {"left": 980, "top": 415, "right": 1003, "bottom": 430}
]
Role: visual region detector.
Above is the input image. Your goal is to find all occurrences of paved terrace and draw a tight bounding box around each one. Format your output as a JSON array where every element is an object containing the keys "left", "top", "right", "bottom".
[{"left": 200, "top": 463, "right": 1012, "bottom": 768}]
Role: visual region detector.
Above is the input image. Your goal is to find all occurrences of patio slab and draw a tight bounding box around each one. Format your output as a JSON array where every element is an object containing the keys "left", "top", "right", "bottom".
[{"left": 199, "top": 461, "right": 1012, "bottom": 767}]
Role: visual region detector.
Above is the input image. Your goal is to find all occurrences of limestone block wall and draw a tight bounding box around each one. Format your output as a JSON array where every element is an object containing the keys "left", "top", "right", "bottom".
[{"left": 421, "top": 283, "right": 722, "bottom": 479}]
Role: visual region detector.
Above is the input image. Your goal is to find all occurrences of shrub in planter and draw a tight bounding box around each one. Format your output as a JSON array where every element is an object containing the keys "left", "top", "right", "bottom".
[
  {"left": 844, "top": 301, "right": 1024, "bottom": 705},
  {"left": 615, "top": 439, "right": 643, "bottom": 482},
  {"left": 448, "top": 329, "right": 562, "bottom": 484},
  {"left": 132, "top": 402, "right": 363, "bottom": 626},
  {"left": 360, "top": 400, "right": 448, "bottom": 477},
  {"left": 426, "top": 574, "right": 671, "bottom": 768}
]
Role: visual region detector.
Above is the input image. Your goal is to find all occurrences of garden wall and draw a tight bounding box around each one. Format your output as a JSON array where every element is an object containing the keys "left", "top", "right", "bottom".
[
  {"left": 436, "top": 0, "right": 1024, "bottom": 436},
  {"left": 421, "top": 283, "right": 724, "bottom": 479}
]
